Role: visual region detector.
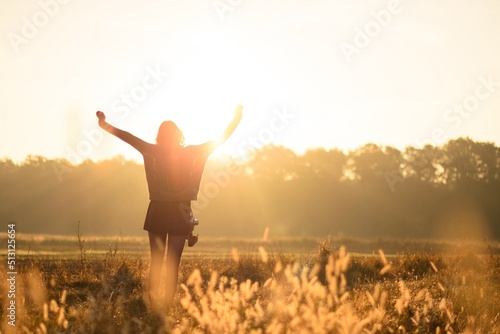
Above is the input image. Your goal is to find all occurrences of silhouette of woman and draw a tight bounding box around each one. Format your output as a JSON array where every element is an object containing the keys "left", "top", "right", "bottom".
[{"left": 96, "top": 106, "right": 242, "bottom": 310}]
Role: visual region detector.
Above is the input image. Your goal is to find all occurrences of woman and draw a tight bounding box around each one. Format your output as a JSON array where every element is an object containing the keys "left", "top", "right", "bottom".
[{"left": 96, "top": 106, "right": 242, "bottom": 310}]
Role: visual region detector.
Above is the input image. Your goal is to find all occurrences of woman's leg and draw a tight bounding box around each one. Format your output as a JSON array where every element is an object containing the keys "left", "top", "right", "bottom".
[
  {"left": 148, "top": 231, "right": 167, "bottom": 308},
  {"left": 164, "top": 234, "right": 186, "bottom": 308}
]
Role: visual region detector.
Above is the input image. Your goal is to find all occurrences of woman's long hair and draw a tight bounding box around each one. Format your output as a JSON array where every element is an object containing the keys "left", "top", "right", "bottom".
[{"left": 156, "top": 121, "right": 185, "bottom": 148}]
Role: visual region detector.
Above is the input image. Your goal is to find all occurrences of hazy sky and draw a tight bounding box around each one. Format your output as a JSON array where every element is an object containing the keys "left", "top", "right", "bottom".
[{"left": 1, "top": 0, "right": 499, "bottom": 163}]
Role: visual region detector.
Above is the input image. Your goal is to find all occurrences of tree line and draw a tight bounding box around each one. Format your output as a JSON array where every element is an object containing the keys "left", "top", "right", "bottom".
[{"left": 1, "top": 137, "right": 499, "bottom": 240}]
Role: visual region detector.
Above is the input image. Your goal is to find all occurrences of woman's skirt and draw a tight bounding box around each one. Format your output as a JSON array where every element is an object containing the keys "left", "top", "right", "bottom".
[{"left": 143, "top": 201, "right": 192, "bottom": 235}]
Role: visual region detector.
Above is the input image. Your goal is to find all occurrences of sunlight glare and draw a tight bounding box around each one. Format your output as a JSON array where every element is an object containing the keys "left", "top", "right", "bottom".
[{"left": 162, "top": 33, "right": 266, "bottom": 149}]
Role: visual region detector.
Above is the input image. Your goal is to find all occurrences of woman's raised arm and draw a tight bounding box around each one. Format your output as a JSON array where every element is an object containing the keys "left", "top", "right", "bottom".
[
  {"left": 208, "top": 105, "right": 243, "bottom": 150},
  {"left": 96, "top": 111, "right": 151, "bottom": 153}
]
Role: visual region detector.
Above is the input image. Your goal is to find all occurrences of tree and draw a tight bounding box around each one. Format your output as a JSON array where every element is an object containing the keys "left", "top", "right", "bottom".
[
  {"left": 246, "top": 145, "right": 298, "bottom": 181},
  {"left": 348, "top": 144, "right": 402, "bottom": 183},
  {"left": 441, "top": 138, "right": 484, "bottom": 184},
  {"left": 403, "top": 145, "right": 442, "bottom": 183},
  {"left": 298, "top": 148, "right": 346, "bottom": 181},
  {"left": 471, "top": 141, "right": 499, "bottom": 183}
]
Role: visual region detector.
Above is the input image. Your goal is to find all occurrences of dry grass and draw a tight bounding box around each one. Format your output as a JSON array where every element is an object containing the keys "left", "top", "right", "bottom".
[{"left": 0, "top": 239, "right": 499, "bottom": 333}]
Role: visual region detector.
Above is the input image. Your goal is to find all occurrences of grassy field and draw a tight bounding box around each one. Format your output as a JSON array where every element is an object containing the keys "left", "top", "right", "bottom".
[{"left": 0, "top": 234, "right": 499, "bottom": 333}]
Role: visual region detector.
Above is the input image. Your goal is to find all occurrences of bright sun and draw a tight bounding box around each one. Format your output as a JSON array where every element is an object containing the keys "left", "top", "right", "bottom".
[{"left": 158, "top": 33, "right": 270, "bottom": 160}]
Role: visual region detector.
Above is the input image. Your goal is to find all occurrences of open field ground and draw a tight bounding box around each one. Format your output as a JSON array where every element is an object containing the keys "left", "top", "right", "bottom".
[
  {"left": 2, "top": 233, "right": 499, "bottom": 258},
  {"left": 1, "top": 235, "right": 499, "bottom": 333}
]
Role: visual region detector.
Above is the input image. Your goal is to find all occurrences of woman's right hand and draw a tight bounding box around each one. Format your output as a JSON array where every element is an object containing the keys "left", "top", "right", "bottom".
[{"left": 234, "top": 104, "right": 243, "bottom": 121}]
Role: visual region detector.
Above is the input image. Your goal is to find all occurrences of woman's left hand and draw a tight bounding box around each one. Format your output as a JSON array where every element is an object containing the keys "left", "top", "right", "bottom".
[{"left": 96, "top": 111, "right": 106, "bottom": 126}]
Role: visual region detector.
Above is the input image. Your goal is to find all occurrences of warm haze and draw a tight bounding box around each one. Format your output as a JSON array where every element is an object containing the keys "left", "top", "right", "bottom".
[
  {"left": 1, "top": 3, "right": 499, "bottom": 332},
  {"left": 1, "top": 0, "right": 499, "bottom": 163}
]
